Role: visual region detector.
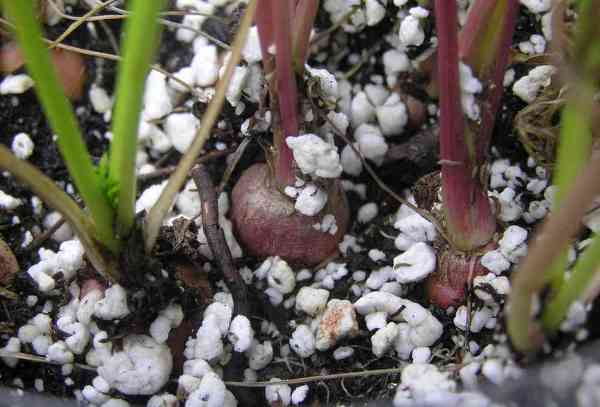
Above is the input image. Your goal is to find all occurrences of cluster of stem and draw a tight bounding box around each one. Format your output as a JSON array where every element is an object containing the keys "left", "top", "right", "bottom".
[
  {"left": 434, "top": 0, "right": 518, "bottom": 252},
  {"left": 255, "top": 0, "right": 319, "bottom": 188},
  {"left": 426, "top": 1, "right": 518, "bottom": 309}
]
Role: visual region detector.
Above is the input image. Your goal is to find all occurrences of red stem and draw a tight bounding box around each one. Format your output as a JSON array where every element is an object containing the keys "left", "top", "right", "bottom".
[
  {"left": 256, "top": 0, "right": 318, "bottom": 187},
  {"left": 272, "top": 0, "right": 300, "bottom": 186},
  {"left": 458, "top": 2, "right": 497, "bottom": 64},
  {"left": 459, "top": 0, "right": 519, "bottom": 161},
  {"left": 435, "top": 0, "right": 496, "bottom": 251},
  {"left": 293, "top": 0, "right": 320, "bottom": 74},
  {"left": 256, "top": 0, "right": 275, "bottom": 74}
]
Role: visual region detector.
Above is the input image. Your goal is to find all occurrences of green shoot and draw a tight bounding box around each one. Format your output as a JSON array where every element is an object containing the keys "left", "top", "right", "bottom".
[
  {"left": 108, "top": 0, "right": 167, "bottom": 237},
  {"left": 144, "top": 0, "right": 258, "bottom": 252},
  {"left": 545, "top": 102, "right": 593, "bottom": 292},
  {"left": 545, "top": 0, "right": 598, "bottom": 292},
  {"left": 1, "top": 0, "right": 118, "bottom": 253}
]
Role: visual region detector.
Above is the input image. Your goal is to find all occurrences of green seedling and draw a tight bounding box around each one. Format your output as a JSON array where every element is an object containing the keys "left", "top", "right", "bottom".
[
  {"left": 0, "top": 0, "right": 257, "bottom": 282},
  {"left": 0, "top": 0, "right": 166, "bottom": 279}
]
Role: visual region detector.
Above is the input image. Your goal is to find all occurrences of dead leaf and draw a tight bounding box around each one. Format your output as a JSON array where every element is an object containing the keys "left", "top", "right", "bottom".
[{"left": 0, "top": 236, "right": 19, "bottom": 286}]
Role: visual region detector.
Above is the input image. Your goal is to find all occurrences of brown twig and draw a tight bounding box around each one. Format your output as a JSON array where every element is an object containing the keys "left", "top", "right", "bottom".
[
  {"left": 48, "top": 0, "right": 119, "bottom": 48},
  {"left": 18, "top": 217, "right": 66, "bottom": 254},
  {"left": 18, "top": 148, "right": 230, "bottom": 255},
  {"left": 224, "top": 365, "right": 406, "bottom": 387},
  {"left": 98, "top": 19, "right": 120, "bottom": 54},
  {"left": 309, "top": 9, "right": 355, "bottom": 47},
  {"left": 191, "top": 163, "right": 256, "bottom": 405},
  {"left": 0, "top": 350, "right": 95, "bottom": 372},
  {"left": 191, "top": 164, "right": 249, "bottom": 316},
  {"left": 138, "top": 148, "right": 232, "bottom": 182},
  {"left": 103, "top": 2, "right": 230, "bottom": 49},
  {"left": 217, "top": 138, "right": 251, "bottom": 193}
]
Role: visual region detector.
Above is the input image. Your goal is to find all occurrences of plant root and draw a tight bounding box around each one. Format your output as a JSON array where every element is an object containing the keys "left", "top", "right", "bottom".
[{"left": 191, "top": 164, "right": 249, "bottom": 316}]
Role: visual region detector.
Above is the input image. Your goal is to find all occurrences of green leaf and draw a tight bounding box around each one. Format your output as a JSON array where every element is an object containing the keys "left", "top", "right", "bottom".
[
  {"left": 97, "top": 153, "right": 120, "bottom": 208},
  {"left": 108, "top": 0, "right": 167, "bottom": 238}
]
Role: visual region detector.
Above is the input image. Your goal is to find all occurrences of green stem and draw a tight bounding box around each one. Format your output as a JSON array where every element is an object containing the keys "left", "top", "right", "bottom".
[
  {"left": 0, "top": 145, "right": 119, "bottom": 282},
  {"left": 547, "top": 102, "right": 593, "bottom": 292},
  {"left": 554, "top": 104, "right": 594, "bottom": 205},
  {"left": 507, "top": 153, "right": 600, "bottom": 353},
  {"left": 507, "top": 0, "right": 600, "bottom": 351},
  {"left": 542, "top": 233, "right": 600, "bottom": 332},
  {"left": 2, "top": 0, "right": 118, "bottom": 253},
  {"left": 143, "top": 0, "right": 258, "bottom": 253},
  {"left": 541, "top": 0, "right": 600, "bottom": 327},
  {"left": 109, "top": 0, "right": 167, "bottom": 237}
]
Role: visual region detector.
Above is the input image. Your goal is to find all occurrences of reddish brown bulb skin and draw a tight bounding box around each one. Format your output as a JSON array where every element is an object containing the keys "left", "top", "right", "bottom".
[
  {"left": 0, "top": 41, "right": 86, "bottom": 101},
  {"left": 231, "top": 163, "right": 350, "bottom": 267},
  {"left": 425, "top": 246, "right": 490, "bottom": 309}
]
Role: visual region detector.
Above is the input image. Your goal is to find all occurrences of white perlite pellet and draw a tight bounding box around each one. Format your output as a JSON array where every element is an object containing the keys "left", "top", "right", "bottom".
[
  {"left": 0, "top": 74, "right": 34, "bottom": 95},
  {"left": 11, "top": 133, "right": 34, "bottom": 159},
  {"left": 513, "top": 65, "right": 556, "bottom": 103},
  {"left": 286, "top": 134, "right": 343, "bottom": 178}
]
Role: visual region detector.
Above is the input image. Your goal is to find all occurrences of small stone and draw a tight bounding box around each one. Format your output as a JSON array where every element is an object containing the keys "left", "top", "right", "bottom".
[{"left": 316, "top": 299, "right": 358, "bottom": 350}]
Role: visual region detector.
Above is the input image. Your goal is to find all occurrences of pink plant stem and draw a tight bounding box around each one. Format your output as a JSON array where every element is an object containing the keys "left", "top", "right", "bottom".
[
  {"left": 256, "top": 0, "right": 274, "bottom": 74},
  {"left": 458, "top": 2, "right": 497, "bottom": 63},
  {"left": 293, "top": 0, "right": 320, "bottom": 74},
  {"left": 272, "top": 0, "right": 300, "bottom": 186},
  {"left": 479, "top": 1, "right": 518, "bottom": 159},
  {"left": 459, "top": 0, "right": 519, "bottom": 160},
  {"left": 435, "top": 0, "right": 496, "bottom": 251}
]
